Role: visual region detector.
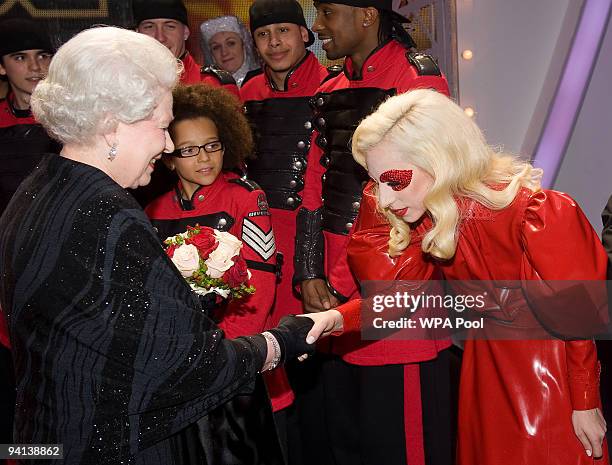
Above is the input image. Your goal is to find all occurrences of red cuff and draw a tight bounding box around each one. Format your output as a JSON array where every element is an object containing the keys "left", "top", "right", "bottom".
[
  {"left": 336, "top": 299, "right": 361, "bottom": 334},
  {"left": 569, "top": 361, "right": 601, "bottom": 410}
]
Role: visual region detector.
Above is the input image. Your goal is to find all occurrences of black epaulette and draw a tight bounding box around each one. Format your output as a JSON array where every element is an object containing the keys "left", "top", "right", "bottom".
[
  {"left": 242, "top": 68, "right": 263, "bottom": 87},
  {"left": 200, "top": 65, "right": 236, "bottom": 85},
  {"left": 321, "top": 64, "right": 343, "bottom": 84},
  {"left": 228, "top": 176, "right": 261, "bottom": 192},
  {"left": 406, "top": 52, "right": 442, "bottom": 76}
]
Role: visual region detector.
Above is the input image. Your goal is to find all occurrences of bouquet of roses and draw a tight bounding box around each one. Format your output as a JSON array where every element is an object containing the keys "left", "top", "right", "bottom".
[{"left": 164, "top": 224, "right": 255, "bottom": 299}]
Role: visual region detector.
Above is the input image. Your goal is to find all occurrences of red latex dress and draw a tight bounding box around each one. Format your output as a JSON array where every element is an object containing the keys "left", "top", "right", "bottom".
[{"left": 340, "top": 184, "right": 609, "bottom": 465}]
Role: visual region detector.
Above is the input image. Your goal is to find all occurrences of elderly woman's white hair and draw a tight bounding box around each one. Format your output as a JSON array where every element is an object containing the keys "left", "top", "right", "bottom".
[
  {"left": 200, "top": 15, "right": 259, "bottom": 86},
  {"left": 31, "top": 26, "right": 181, "bottom": 145}
]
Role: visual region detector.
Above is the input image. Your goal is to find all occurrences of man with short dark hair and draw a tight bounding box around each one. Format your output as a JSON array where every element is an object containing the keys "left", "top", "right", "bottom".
[
  {"left": 133, "top": 0, "right": 239, "bottom": 95},
  {"left": 293, "top": 2, "right": 452, "bottom": 464},
  {"left": 241, "top": 1, "right": 329, "bottom": 460},
  {"left": 243, "top": 0, "right": 320, "bottom": 92}
]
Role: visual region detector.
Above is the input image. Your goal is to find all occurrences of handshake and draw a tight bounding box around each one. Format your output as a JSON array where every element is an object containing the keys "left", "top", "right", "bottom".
[{"left": 260, "top": 309, "right": 344, "bottom": 371}]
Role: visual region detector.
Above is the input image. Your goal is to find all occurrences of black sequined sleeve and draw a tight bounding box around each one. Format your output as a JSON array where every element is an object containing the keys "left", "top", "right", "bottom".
[{"left": 0, "top": 158, "right": 268, "bottom": 456}]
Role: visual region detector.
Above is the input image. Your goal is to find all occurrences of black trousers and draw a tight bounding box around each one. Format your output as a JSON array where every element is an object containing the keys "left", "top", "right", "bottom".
[
  {"left": 286, "top": 355, "right": 335, "bottom": 465},
  {"left": 287, "top": 349, "right": 457, "bottom": 465}
]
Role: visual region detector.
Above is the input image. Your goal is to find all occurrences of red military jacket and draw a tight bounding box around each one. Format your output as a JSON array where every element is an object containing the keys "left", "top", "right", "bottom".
[
  {"left": 145, "top": 172, "right": 277, "bottom": 338},
  {"left": 145, "top": 173, "right": 294, "bottom": 411},
  {"left": 240, "top": 51, "right": 328, "bottom": 318},
  {"left": 240, "top": 52, "right": 328, "bottom": 412},
  {"left": 300, "top": 39, "right": 450, "bottom": 363},
  {"left": 240, "top": 51, "right": 327, "bottom": 100},
  {"left": 181, "top": 52, "right": 240, "bottom": 99}
]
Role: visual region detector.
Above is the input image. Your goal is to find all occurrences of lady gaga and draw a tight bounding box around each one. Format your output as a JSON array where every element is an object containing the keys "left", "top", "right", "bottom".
[{"left": 328, "top": 89, "right": 609, "bottom": 464}]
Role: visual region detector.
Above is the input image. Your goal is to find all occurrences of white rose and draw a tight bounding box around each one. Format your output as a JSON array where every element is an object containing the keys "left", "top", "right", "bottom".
[
  {"left": 204, "top": 231, "right": 243, "bottom": 278},
  {"left": 214, "top": 230, "right": 242, "bottom": 258},
  {"left": 171, "top": 244, "right": 200, "bottom": 277},
  {"left": 205, "top": 248, "right": 234, "bottom": 278}
]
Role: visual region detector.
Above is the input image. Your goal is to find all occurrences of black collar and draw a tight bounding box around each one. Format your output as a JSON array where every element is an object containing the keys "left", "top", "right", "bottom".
[{"left": 6, "top": 93, "right": 32, "bottom": 118}]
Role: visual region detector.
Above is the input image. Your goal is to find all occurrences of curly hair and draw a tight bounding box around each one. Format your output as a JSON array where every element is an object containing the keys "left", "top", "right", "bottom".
[
  {"left": 31, "top": 26, "right": 181, "bottom": 145},
  {"left": 352, "top": 89, "right": 542, "bottom": 260},
  {"left": 170, "top": 84, "right": 253, "bottom": 170}
]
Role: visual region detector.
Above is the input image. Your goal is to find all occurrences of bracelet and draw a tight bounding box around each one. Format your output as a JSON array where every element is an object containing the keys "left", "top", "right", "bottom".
[{"left": 261, "top": 331, "right": 281, "bottom": 371}]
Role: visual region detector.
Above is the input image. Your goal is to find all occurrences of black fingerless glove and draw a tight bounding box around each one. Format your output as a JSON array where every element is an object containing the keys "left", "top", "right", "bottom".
[
  {"left": 266, "top": 315, "right": 315, "bottom": 363},
  {"left": 293, "top": 208, "right": 325, "bottom": 286}
]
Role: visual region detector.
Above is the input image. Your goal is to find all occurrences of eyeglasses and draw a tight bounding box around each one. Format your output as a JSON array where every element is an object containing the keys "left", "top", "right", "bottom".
[{"left": 170, "top": 141, "right": 224, "bottom": 158}]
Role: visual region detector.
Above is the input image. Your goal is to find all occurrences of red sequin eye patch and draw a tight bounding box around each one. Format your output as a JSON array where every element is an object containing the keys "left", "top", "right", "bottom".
[{"left": 379, "top": 170, "right": 413, "bottom": 191}]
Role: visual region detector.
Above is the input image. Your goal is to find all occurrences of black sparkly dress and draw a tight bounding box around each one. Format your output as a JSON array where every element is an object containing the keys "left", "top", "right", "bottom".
[{"left": 0, "top": 155, "right": 281, "bottom": 464}]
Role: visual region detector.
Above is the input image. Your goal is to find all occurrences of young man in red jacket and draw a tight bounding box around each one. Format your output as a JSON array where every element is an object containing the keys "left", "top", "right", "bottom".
[
  {"left": 133, "top": 0, "right": 238, "bottom": 94},
  {"left": 0, "top": 18, "right": 59, "bottom": 214},
  {"left": 0, "top": 25, "right": 51, "bottom": 128},
  {"left": 293, "top": 2, "right": 453, "bottom": 464},
  {"left": 241, "top": 1, "right": 329, "bottom": 461}
]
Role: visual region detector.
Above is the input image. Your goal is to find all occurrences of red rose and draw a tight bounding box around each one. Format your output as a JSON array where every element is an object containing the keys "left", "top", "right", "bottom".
[
  {"left": 223, "top": 255, "right": 250, "bottom": 287},
  {"left": 198, "top": 225, "right": 215, "bottom": 235},
  {"left": 186, "top": 229, "right": 219, "bottom": 259},
  {"left": 165, "top": 243, "right": 177, "bottom": 258}
]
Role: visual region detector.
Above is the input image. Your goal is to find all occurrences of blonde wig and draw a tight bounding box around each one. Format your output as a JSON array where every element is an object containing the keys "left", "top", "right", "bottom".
[
  {"left": 352, "top": 89, "right": 542, "bottom": 260},
  {"left": 31, "top": 26, "right": 182, "bottom": 145}
]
